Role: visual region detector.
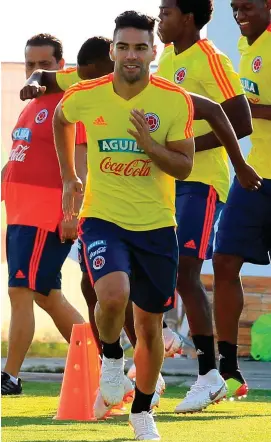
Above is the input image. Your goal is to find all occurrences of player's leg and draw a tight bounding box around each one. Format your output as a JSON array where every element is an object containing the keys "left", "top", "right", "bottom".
[
  {"left": 213, "top": 177, "right": 270, "bottom": 398},
  {"left": 174, "top": 183, "right": 226, "bottom": 413},
  {"left": 129, "top": 226, "right": 178, "bottom": 440},
  {"left": 80, "top": 271, "right": 103, "bottom": 354},
  {"left": 79, "top": 217, "right": 130, "bottom": 414},
  {"left": 2, "top": 225, "right": 41, "bottom": 394},
  {"left": 34, "top": 289, "right": 85, "bottom": 342},
  {"left": 33, "top": 229, "right": 85, "bottom": 342}
]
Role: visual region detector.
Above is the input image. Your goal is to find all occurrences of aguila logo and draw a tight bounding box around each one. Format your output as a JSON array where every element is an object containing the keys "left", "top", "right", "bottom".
[
  {"left": 100, "top": 157, "right": 152, "bottom": 176},
  {"left": 174, "top": 67, "right": 187, "bottom": 84},
  {"left": 35, "top": 109, "right": 48, "bottom": 124},
  {"left": 252, "top": 56, "right": 262, "bottom": 73},
  {"left": 145, "top": 113, "right": 160, "bottom": 132}
]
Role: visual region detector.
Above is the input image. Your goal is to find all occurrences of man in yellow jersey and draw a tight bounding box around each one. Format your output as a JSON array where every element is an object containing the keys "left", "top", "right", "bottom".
[
  {"left": 53, "top": 11, "right": 195, "bottom": 440},
  {"left": 157, "top": 0, "right": 262, "bottom": 413},
  {"left": 213, "top": 0, "right": 271, "bottom": 401},
  {"left": 20, "top": 33, "right": 258, "bottom": 417}
]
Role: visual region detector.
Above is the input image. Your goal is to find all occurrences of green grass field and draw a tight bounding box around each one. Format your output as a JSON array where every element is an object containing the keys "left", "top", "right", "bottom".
[{"left": 2, "top": 383, "right": 271, "bottom": 442}]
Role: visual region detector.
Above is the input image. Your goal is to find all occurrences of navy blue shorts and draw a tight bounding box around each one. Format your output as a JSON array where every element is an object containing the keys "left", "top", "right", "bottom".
[
  {"left": 215, "top": 177, "right": 271, "bottom": 265},
  {"left": 175, "top": 181, "right": 224, "bottom": 260},
  {"left": 78, "top": 218, "right": 179, "bottom": 314},
  {"left": 7, "top": 225, "right": 73, "bottom": 296}
]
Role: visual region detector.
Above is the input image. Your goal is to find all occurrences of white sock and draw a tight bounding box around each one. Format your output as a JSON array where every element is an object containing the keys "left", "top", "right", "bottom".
[{"left": 7, "top": 373, "right": 18, "bottom": 385}]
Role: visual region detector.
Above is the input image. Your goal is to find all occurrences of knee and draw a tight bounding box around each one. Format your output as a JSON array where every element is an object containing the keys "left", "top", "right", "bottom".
[
  {"left": 135, "top": 316, "right": 163, "bottom": 345},
  {"left": 177, "top": 260, "right": 202, "bottom": 293},
  {"left": 96, "top": 287, "right": 129, "bottom": 316},
  {"left": 213, "top": 254, "right": 241, "bottom": 283},
  {"left": 34, "top": 290, "right": 63, "bottom": 313},
  {"left": 8, "top": 287, "right": 33, "bottom": 309}
]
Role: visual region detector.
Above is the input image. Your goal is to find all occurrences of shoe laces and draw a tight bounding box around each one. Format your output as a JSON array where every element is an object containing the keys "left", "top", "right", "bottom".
[
  {"left": 135, "top": 411, "right": 157, "bottom": 437},
  {"left": 185, "top": 380, "right": 210, "bottom": 398},
  {"left": 102, "top": 360, "right": 123, "bottom": 386}
]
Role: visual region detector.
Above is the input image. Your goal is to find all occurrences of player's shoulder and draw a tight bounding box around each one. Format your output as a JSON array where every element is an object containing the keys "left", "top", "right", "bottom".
[
  {"left": 150, "top": 74, "right": 187, "bottom": 95},
  {"left": 198, "top": 38, "right": 232, "bottom": 64},
  {"left": 65, "top": 73, "right": 113, "bottom": 95}
]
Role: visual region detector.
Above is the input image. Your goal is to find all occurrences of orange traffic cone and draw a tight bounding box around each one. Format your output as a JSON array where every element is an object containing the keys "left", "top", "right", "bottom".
[{"left": 55, "top": 323, "right": 100, "bottom": 421}]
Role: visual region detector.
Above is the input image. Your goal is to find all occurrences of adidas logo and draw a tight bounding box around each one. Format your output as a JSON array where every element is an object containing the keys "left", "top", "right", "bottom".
[
  {"left": 15, "top": 270, "right": 26, "bottom": 279},
  {"left": 184, "top": 239, "right": 196, "bottom": 250},
  {"left": 196, "top": 349, "right": 204, "bottom": 356},
  {"left": 93, "top": 116, "right": 107, "bottom": 126}
]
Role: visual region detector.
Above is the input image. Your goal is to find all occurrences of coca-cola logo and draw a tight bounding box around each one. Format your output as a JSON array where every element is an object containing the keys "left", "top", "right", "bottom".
[
  {"left": 100, "top": 157, "right": 152, "bottom": 176},
  {"left": 9, "top": 144, "right": 29, "bottom": 162}
]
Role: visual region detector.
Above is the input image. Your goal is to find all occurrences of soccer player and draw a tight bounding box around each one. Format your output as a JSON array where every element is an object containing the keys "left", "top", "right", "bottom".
[
  {"left": 213, "top": 0, "right": 271, "bottom": 399},
  {"left": 53, "top": 11, "right": 195, "bottom": 440},
  {"left": 1, "top": 34, "right": 85, "bottom": 396},
  {"left": 157, "top": 0, "right": 262, "bottom": 413}
]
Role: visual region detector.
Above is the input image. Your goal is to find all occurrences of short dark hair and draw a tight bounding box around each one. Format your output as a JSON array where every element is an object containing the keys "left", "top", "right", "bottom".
[
  {"left": 176, "top": 0, "right": 214, "bottom": 30},
  {"left": 114, "top": 10, "right": 156, "bottom": 39},
  {"left": 77, "top": 36, "right": 112, "bottom": 66},
  {"left": 25, "top": 33, "right": 63, "bottom": 62}
]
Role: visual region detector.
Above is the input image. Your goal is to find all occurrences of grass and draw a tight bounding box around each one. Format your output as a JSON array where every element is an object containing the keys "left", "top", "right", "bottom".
[
  {"left": 2, "top": 383, "right": 271, "bottom": 442},
  {"left": 1, "top": 342, "right": 69, "bottom": 359},
  {"left": 1, "top": 341, "right": 134, "bottom": 361}
]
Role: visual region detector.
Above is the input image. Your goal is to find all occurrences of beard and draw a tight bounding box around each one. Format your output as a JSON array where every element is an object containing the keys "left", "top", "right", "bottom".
[{"left": 119, "top": 64, "right": 148, "bottom": 84}]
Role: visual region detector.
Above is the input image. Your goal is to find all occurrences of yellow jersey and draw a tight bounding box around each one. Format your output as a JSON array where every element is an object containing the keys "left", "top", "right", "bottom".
[
  {"left": 239, "top": 24, "right": 271, "bottom": 179},
  {"left": 157, "top": 39, "right": 244, "bottom": 203},
  {"left": 61, "top": 73, "right": 194, "bottom": 231},
  {"left": 56, "top": 67, "right": 80, "bottom": 91}
]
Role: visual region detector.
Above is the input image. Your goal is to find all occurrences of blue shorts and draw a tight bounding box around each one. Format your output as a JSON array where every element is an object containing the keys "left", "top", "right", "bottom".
[
  {"left": 7, "top": 225, "right": 73, "bottom": 296},
  {"left": 78, "top": 218, "right": 179, "bottom": 314},
  {"left": 215, "top": 177, "right": 271, "bottom": 265},
  {"left": 175, "top": 181, "right": 224, "bottom": 260}
]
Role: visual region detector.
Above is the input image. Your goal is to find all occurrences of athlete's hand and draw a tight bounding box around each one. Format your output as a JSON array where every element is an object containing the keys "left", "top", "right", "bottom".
[
  {"left": 20, "top": 83, "right": 46, "bottom": 101},
  {"left": 62, "top": 177, "right": 83, "bottom": 221},
  {"left": 128, "top": 109, "right": 153, "bottom": 152},
  {"left": 60, "top": 217, "right": 78, "bottom": 242},
  {"left": 235, "top": 163, "right": 263, "bottom": 191}
]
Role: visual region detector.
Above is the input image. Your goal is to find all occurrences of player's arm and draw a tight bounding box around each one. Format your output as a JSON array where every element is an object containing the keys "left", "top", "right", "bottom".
[
  {"left": 53, "top": 102, "right": 83, "bottom": 221},
  {"left": 195, "top": 53, "right": 252, "bottom": 151},
  {"left": 20, "top": 70, "right": 60, "bottom": 100},
  {"left": 20, "top": 68, "right": 80, "bottom": 101},
  {"left": 191, "top": 93, "right": 262, "bottom": 190},
  {"left": 249, "top": 102, "right": 271, "bottom": 120},
  {"left": 194, "top": 94, "right": 252, "bottom": 152},
  {"left": 128, "top": 109, "right": 194, "bottom": 181}
]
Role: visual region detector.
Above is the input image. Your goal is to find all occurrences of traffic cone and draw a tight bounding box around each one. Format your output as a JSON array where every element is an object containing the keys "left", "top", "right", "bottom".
[{"left": 55, "top": 323, "right": 100, "bottom": 421}]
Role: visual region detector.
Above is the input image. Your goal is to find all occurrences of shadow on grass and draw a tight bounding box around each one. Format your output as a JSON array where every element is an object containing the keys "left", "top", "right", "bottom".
[{"left": 2, "top": 409, "right": 271, "bottom": 429}]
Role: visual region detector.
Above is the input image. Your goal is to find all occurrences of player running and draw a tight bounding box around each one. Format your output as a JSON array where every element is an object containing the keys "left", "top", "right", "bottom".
[
  {"left": 1, "top": 34, "right": 85, "bottom": 396},
  {"left": 157, "top": 0, "right": 262, "bottom": 413},
  {"left": 213, "top": 0, "right": 271, "bottom": 400}
]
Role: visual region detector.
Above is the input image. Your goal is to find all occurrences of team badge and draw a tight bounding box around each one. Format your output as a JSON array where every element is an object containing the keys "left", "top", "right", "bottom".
[
  {"left": 252, "top": 56, "right": 262, "bottom": 73},
  {"left": 145, "top": 113, "right": 160, "bottom": 132},
  {"left": 174, "top": 67, "right": 187, "bottom": 84},
  {"left": 35, "top": 109, "right": 48, "bottom": 124},
  {"left": 93, "top": 255, "right": 105, "bottom": 270}
]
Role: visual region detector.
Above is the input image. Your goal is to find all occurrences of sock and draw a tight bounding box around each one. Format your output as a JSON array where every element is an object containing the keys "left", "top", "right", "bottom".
[
  {"left": 101, "top": 338, "right": 123, "bottom": 360},
  {"left": 192, "top": 335, "right": 216, "bottom": 375},
  {"left": 7, "top": 373, "right": 18, "bottom": 385},
  {"left": 131, "top": 386, "right": 154, "bottom": 414},
  {"left": 163, "top": 321, "right": 168, "bottom": 329},
  {"left": 218, "top": 341, "right": 239, "bottom": 374}
]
